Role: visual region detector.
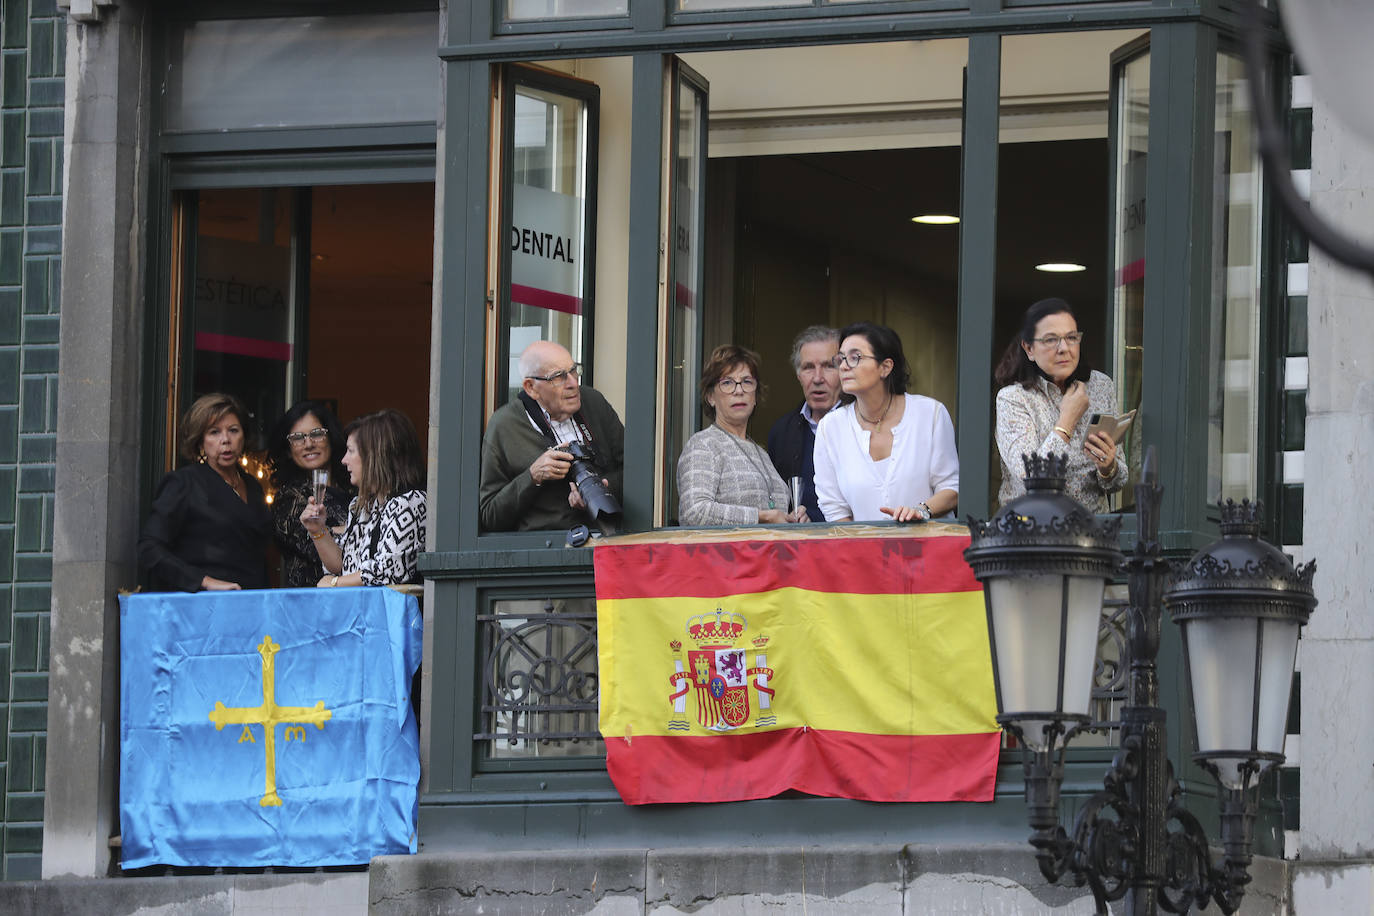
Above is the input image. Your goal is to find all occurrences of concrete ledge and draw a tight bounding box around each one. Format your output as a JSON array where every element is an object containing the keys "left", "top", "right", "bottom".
[
  {"left": 0, "top": 847, "right": 1296, "bottom": 914},
  {"left": 370, "top": 849, "right": 645, "bottom": 914},
  {"left": 1291, "top": 859, "right": 1374, "bottom": 915},
  {"left": 0, "top": 870, "right": 368, "bottom": 916},
  {"left": 370, "top": 844, "right": 1126, "bottom": 914}
]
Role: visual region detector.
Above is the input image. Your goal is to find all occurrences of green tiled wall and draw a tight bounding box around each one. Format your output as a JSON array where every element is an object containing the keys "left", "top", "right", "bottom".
[{"left": 0, "top": 0, "right": 62, "bottom": 882}]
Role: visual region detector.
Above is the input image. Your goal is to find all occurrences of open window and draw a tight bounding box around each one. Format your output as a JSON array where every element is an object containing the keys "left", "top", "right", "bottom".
[
  {"left": 163, "top": 183, "right": 435, "bottom": 495},
  {"left": 493, "top": 65, "right": 600, "bottom": 409},
  {"left": 660, "top": 59, "right": 710, "bottom": 524}
]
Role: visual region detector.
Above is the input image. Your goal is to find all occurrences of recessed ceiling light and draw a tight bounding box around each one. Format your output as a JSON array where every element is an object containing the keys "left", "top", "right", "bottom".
[
  {"left": 1035, "top": 263, "right": 1087, "bottom": 273},
  {"left": 911, "top": 214, "right": 960, "bottom": 225}
]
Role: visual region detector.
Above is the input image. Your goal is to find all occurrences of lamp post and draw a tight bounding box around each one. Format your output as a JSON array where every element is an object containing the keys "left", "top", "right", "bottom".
[
  {"left": 1242, "top": 0, "right": 1374, "bottom": 280},
  {"left": 964, "top": 450, "right": 1316, "bottom": 916}
]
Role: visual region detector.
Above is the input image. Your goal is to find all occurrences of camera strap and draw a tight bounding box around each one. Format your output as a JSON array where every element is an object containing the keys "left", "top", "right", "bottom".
[{"left": 517, "top": 391, "right": 596, "bottom": 449}]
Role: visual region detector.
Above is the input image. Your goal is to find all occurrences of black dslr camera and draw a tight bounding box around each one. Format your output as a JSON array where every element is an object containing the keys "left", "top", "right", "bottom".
[{"left": 564, "top": 441, "right": 621, "bottom": 536}]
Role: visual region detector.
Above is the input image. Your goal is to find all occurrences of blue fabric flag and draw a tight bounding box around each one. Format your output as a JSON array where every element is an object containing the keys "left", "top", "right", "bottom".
[{"left": 119, "top": 587, "right": 423, "bottom": 868}]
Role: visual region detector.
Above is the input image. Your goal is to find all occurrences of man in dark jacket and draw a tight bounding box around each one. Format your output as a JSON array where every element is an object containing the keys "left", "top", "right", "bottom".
[
  {"left": 479, "top": 340, "right": 625, "bottom": 532},
  {"left": 766, "top": 326, "right": 840, "bottom": 522}
]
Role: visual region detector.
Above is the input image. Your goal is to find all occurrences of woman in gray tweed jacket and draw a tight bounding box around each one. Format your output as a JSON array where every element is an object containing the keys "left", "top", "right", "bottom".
[{"left": 676, "top": 345, "right": 808, "bottom": 527}]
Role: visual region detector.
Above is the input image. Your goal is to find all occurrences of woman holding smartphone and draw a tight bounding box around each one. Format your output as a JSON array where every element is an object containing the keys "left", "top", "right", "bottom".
[
  {"left": 267, "top": 400, "right": 352, "bottom": 588},
  {"left": 994, "top": 298, "right": 1127, "bottom": 512}
]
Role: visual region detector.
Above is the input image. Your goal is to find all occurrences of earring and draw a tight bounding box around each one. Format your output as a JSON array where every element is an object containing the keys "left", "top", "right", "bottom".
[{"left": 198, "top": 451, "right": 207, "bottom": 463}]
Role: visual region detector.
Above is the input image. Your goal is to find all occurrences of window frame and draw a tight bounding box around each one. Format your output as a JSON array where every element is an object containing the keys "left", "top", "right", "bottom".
[{"left": 493, "top": 64, "right": 602, "bottom": 414}]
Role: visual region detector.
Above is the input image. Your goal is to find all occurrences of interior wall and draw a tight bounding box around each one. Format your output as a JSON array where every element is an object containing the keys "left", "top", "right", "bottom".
[
  {"left": 574, "top": 58, "right": 631, "bottom": 414},
  {"left": 306, "top": 183, "right": 434, "bottom": 448},
  {"left": 830, "top": 250, "right": 959, "bottom": 413},
  {"left": 544, "top": 57, "right": 632, "bottom": 416},
  {"left": 731, "top": 215, "right": 830, "bottom": 435},
  {"left": 533, "top": 32, "right": 1143, "bottom": 459}
]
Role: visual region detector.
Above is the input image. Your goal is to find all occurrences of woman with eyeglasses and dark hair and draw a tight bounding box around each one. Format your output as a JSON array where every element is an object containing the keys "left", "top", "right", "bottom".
[
  {"left": 301, "top": 408, "right": 427, "bottom": 587},
  {"left": 266, "top": 400, "right": 353, "bottom": 588},
  {"left": 994, "top": 297, "right": 1126, "bottom": 511},
  {"left": 676, "top": 345, "right": 805, "bottom": 527},
  {"left": 138, "top": 392, "right": 271, "bottom": 592},
  {"left": 813, "top": 322, "right": 959, "bottom": 523}
]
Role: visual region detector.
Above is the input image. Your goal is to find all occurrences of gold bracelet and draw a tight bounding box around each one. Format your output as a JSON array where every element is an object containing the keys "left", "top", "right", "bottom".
[
  {"left": 1053, "top": 426, "right": 1072, "bottom": 443},
  {"left": 309, "top": 530, "right": 326, "bottom": 540}
]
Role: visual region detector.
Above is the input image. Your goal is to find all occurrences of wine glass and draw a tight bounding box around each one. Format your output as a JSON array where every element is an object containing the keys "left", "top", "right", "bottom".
[{"left": 311, "top": 468, "right": 329, "bottom": 506}]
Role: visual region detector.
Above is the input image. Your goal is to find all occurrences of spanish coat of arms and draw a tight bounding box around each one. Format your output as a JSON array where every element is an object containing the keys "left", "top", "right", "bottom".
[{"left": 667, "top": 608, "right": 776, "bottom": 731}]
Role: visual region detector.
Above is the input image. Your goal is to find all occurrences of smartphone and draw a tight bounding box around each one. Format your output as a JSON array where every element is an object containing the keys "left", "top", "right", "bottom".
[{"left": 1085, "top": 409, "right": 1136, "bottom": 444}]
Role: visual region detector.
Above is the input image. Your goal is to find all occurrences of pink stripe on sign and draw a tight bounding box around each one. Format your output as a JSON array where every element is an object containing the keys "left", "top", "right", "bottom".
[
  {"left": 511, "top": 284, "right": 583, "bottom": 315},
  {"left": 675, "top": 282, "right": 695, "bottom": 310},
  {"left": 1117, "top": 258, "right": 1145, "bottom": 287},
  {"left": 195, "top": 332, "right": 293, "bottom": 362}
]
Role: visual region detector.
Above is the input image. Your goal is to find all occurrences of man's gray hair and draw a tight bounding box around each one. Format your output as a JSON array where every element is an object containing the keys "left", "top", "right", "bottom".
[
  {"left": 790, "top": 325, "right": 840, "bottom": 370},
  {"left": 518, "top": 346, "right": 545, "bottom": 379},
  {"left": 519, "top": 340, "right": 570, "bottom": 379}
]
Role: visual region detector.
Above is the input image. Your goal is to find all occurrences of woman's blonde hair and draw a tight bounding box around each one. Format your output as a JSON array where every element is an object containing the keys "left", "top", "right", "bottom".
[
  {"left": 345, "top": 408, "right": 425, "bottom": 515},
  {"left": 178, "top": 393, "right": 248, "bottom": 464}
]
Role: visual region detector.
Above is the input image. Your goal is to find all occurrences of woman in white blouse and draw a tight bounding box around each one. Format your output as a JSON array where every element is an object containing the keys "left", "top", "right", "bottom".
[
  {"left": 301, "top": 408, "right": 428, "bottom": 587},
  {"left": 993, "top": 298, "right": 1126, "bottom": 511},
  {"left": 813, "top": 322, "right": 959, "bottom": 522}
]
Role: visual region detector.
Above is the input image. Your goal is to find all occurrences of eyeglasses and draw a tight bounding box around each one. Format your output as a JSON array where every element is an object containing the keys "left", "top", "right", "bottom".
[
  {"left": 1031, "top": 332, "right": 1085, "bottom": 348},
  {"left": 286, "top": 427, "right": 328, "bottom": 445},
  {"left": 527, "top": 363, "right": 583, "bottom": 384},
  {"left": 830, "top": 351, "right": 881, "bottom": 370},
  {"left": 716, "top": 376, "right": 758, "bottom": 394}
]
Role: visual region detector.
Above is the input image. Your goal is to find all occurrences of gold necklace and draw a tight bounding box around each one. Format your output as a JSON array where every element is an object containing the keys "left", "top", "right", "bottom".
[{"left": 856, "top": 394, "right": 894, "bottom": 431}]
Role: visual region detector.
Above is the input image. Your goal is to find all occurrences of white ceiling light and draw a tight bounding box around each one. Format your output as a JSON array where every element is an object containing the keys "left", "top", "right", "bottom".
[
  {"left": 1035, "top": 263, "right": 1087, "bottom": 273},
  {"left": 911, "top": 214, "right": 960, "bottom": 225}
]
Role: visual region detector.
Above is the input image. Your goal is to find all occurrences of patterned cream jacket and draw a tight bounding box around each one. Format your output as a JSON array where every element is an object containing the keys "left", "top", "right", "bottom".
[{"left": 995, "top": 370, "right": 1128, "bottom": 512}]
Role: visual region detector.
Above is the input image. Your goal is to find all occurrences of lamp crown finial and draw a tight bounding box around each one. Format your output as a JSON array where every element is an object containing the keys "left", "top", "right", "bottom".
[
  {"left": 1218, "top": 498, "right": 1263, "bottom": 536},
  {"left": 1021, "top": 452, "right": 1069, "bottom": 492}
]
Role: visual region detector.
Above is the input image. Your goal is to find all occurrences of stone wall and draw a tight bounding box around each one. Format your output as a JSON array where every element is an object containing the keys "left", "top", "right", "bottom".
[
  {"left": 0, "top": 0, "right": 64, "bottom": 881},
  {"left": 1293, "top": 85, "right": 1374, "bottom": 914}
]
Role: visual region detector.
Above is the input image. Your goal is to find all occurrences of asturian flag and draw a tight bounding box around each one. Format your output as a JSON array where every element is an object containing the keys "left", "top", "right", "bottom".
[
  {"left": 595, "top": 526, "right": 1000, "bottom": 805},
  {"left": 119, "top": 587, "right": 422, "bottom": 868}
]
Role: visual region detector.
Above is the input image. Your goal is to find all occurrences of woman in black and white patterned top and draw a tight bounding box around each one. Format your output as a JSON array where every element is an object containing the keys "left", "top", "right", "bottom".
[{"left": 301, "top": 408, "right": 427, "bottom": 587}]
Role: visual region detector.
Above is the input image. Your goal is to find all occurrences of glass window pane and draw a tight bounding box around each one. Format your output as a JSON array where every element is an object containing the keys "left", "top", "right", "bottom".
[
  {"left": 506, "top": 83, "right": 592, "bottom": 400},
  {"left": 165, "top": 13, "right": 440, "bottom": 132},
  {"left": 479, "top": 597, "right": 604, "bottom": 761},
  {"left": 992, "top": 31, "right": 1144, "bottom": 514},
  {"left": 663, "top": 69, "right": 707, "bottom": 523},
  {"left": 1207, "top": 51, "right": 1264, "bottom": 504},
  {"left": 505, "top": 0, "right": 627, "bottom": 21},
  {"left": 191, "top": 188, "right": 297, "bottom": 455},
  {"left": 1112, "top": 47, "right": 1150, "bottom": 508},
  {"left": 678, "top": 0, "right": 808, "bottom": 9}
]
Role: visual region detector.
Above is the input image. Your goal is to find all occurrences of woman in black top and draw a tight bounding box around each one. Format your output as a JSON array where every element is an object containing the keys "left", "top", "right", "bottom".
[
  {"left": 138, "top": 393, "right": 271, "bottom": 592},
  {"left": 266, "top": 400, "right": 352, "bottom": 588}
]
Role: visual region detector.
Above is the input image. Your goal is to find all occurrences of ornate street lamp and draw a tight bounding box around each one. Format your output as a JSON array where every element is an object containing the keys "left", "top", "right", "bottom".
[
  {"left": 1242, "top": 0, "right": 1374, "bottom": 279},
  {"left": 965, "top": 449, "right": 1316, "bottom": 915}
]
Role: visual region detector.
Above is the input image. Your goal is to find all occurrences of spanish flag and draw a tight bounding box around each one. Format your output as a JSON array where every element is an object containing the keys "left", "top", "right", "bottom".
[{"left": 595, "top": 525, "right": 1000, "bottom": 805}]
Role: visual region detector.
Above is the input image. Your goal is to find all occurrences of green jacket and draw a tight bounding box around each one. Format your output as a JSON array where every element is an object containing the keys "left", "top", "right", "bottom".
[{"left": 478, "top": 386, "right": 625, "bottom": 532}]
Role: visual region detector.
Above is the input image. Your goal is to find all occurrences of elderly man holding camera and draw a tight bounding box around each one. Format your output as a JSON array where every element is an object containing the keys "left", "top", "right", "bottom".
[{"left": 479, "top": 340, "right": 625, "bottom": 533}]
